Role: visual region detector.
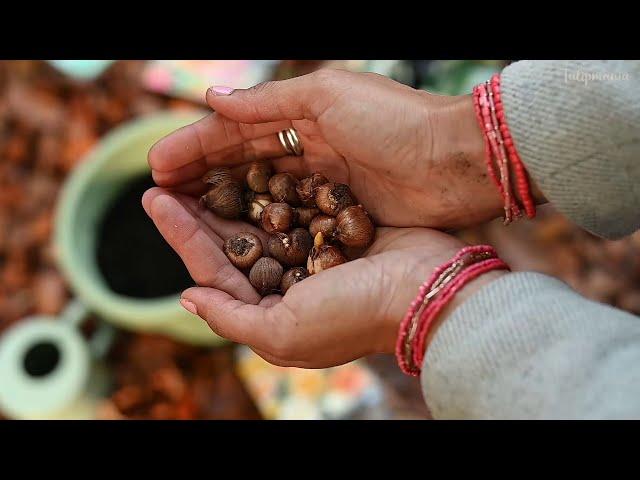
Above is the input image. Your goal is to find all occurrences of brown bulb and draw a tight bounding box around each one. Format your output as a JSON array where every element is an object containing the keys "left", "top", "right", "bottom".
[
  {"left": 203, "top": 167, "right": 234, "bottom": 188},
  {"left": 249, "top": 257, "right": 283, "bottom": 295},
  {"left": 261, "top": 202, "right": 294, "bottom": 234},
  {"left": 248, "top": 194, "right": 273, "bottom": 224},
  {"left": 246, "top": 161, "right": 272, "bottom": 193},
  {"left": 281, "top": 267, "right": 309, "bottom": 294},
  {"left": 268, "top": 228, "right": 313, "bottom": 267},
  {"left": 309, "top": 214, "right": 337, "bottom": 239},
  {"left": 254, "top": 193, "right": 273, "bottom": 202},
  {"left": 294, "top": 207, "right": 320, "bottom": 227},
  {"left": 314, "top": 182, "right": 357, "bottom": 216},
  {"left": 243, "top": 189, "right": 256, "bottom": 207},
  {"left": 268, "top": 173, "right": 301, "bottom": 206},
  {"left": 307, "top": 232, "right": 347, "bottom": 275},
  {"left": 200, "top": 180, "right": 243, "bottom": 219},
  {"left": 223, "top": 232, "right": 263, "bottom": 269},
  {"left": 335, "top": 205, "right": 375, "bottom": 248},
  {"left": 296, "top": 173, "right": 328, "bottom": 207}
]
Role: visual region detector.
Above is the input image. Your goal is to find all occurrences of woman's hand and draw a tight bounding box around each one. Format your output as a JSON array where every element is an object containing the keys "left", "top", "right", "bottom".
[
  {"left": 142, "top": 187, "right": 503, "bottom": 368},
  {"left": 149, "top": 69, "right": 517, "bottom": 230}
]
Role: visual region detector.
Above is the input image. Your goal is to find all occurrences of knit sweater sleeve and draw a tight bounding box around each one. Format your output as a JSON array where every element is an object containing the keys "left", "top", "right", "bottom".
[
  {"left": 501, "top": 60, "right": 640, "bottom": 239},
  {"left": 421, "top": 272, "right": 640, "bottom": 419},
  {"left": 419, "top": 61, "right": 640, "bottom": 419}
]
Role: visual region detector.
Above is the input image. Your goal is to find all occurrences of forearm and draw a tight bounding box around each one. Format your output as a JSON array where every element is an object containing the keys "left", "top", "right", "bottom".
[
  {"left": 421, "top": 272, "right": 640, "bottom": 419},
  {"left": 501, "top": 60, "right": 640, "bottom": 239}
]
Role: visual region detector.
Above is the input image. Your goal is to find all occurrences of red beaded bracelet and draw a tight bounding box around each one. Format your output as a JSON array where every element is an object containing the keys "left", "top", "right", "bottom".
[
  {"left": 472, "top": 74, "right": 536, "bottom": 223},
  {"left": 487, "top": 80, "right": 521, "bottom": 222},
  {"left": 490, "top": 74, "right": 536, "bottom": 219},
  {"left": 476, "top": 82, "right": 520, "bottom": 224},
  {"left": 472, "top": 86, "right": 502, "bottom": 193},
  {"left": 412, "top": 257, "right": 509, "bottom": 369},
  {"left": 395, "top": 245, "right": 510, "bottom": 377}
]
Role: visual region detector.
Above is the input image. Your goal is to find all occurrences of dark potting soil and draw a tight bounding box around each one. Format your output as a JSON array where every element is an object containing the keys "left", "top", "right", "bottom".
[{"left": 96, "top": 175, "right": 194, "bottom": 298}]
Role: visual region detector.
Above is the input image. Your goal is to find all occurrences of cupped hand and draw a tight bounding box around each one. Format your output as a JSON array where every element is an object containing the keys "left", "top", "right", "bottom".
[
  {"left": 148, "top": 69, "right": 511, "bottom": 230},
  {"left": 141, "top": 186, "right": 488, "bottom": 368}
]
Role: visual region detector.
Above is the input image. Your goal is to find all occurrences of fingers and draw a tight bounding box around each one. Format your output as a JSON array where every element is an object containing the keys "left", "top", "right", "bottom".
[
  {"left": 151, "top": 134, "right": 304, "bottom": 190},
  {"left": 206, "top": 69, "right": 349, "bottom": 124},
  {"left": 153, "top": 156, "right": 311, "bottom": 195},
  {"left": 142, "top": 187, "right": 223, "bottom": 245},
  {"left": 160, "top": 178, "right": 210, "bottom": 197},
  {"left": 152, "top": 157, "right": 208, "bottom": 189},
  {"left": 188, "top": 201, "right": 271, "bottom": 246},
  {"left": 249, "top": 347, "right": 309, "bottom": 368},
  {"left": 145, "top": 186, "right": 271, "bottom": 247},
  {"left": 142, "top": 188, "right": 261, "bottom": 304},
  {"left": 181, "top": 287, "right": 277, "bottom": 351},
  {"left": 148, "top": 114, "right": 211, "bottom": 173},
  {"left": 148, "top": 111, "right": 291, "bottom": 173},
  {"left": 181, "top": 286, "right": 313, "bottom": 366}
]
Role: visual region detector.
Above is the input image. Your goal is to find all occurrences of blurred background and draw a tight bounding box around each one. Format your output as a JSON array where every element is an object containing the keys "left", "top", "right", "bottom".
[{"left": 1, "top": 60, "right": 639, "bottom": 420}]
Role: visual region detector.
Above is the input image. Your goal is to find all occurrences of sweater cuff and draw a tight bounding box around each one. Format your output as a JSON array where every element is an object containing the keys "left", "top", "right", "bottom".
[
  {"left": 419, "top": 271, "right": 640, "bottom": 419},
  {"left": 500, "top": 60, "right": 640, "bottom": 239}
]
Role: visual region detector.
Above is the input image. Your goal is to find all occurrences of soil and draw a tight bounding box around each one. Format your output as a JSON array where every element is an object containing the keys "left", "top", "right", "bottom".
[
  {"left": 96, "top": 175, "right": 194, "bottom": 298},
  {"left": 229, "top": 237, "right": 253, "bottom": 257}
]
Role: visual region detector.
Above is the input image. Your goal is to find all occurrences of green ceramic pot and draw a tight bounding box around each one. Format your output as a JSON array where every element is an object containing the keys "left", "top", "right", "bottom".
[{"left": 55, "top": 111, "right": 225, "bottom": 346}]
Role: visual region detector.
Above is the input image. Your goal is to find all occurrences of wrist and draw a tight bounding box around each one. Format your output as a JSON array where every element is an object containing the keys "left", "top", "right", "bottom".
[
  {"left": 422, "top": 269, "right": 507, "bottom": 353},
  {"left": 379, "top": 244, "right": 507, "bottom": 361},
  {"left": 423, "top": 93, "right": 547, "bottom": 228},
  {"left": 426, "top": 94, "right": 505, "bottom": 228},
  {"left": 376, "top": 244, "right": 462, "bottom": 355}
]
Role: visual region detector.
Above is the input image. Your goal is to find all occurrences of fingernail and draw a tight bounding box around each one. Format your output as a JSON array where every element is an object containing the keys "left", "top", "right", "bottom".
[
  {"left": 141, "top": 200, "right": 150, "bottom": 217},
  {"left": 141, "top": 189, "right": 155, "bottom": 217},
  {"left": 209, "top": 85, "right": 234, "bottom": 96},
  {"left": 180, "top": 299, "right": 198, "bottom": 316}
]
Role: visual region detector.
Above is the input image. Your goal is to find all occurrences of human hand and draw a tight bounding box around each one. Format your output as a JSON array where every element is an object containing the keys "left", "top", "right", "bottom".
[
  {"left": 149, "top": 69, "right": 543, "bottom": 231},
  {"left": 142, "top": 187, "right": 504, "bottom": 368}
]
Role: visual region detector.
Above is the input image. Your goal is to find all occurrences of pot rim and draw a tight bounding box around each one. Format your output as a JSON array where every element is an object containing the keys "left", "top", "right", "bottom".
[{"left": 54, "top": 110, "right": 225, "bottom": 345}]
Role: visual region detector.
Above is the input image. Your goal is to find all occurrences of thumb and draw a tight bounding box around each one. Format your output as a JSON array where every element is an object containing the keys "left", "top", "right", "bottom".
[
  {"left": 180, "top": 287, "right": 273, "bottom": 350},
  {"left": 206, "top": 69, "right": 348, "bottom": 124}
]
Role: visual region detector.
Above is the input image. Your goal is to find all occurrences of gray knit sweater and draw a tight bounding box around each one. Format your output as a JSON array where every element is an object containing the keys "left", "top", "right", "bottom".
[{"left": 421, "top": 60, "right": 640, "bottom": 419}]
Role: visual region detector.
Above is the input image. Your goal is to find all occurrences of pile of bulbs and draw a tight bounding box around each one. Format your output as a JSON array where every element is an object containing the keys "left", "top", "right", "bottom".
[{"left": 200, "top": 162, "right": 375, "bottom": 295}]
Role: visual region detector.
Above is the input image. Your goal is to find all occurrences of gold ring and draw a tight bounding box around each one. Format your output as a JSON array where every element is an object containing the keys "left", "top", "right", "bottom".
[
  {"left": 278, "top": 130, "right": 293, "bottom": 155},
  {"left": 278, "top": 128, "right": 303, "bottom": 156},
  {"left": 286, "top": 128, "right": 303, "bottom": 156}
]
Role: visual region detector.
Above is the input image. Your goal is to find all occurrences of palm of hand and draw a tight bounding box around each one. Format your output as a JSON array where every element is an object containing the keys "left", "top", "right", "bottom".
[
  {"left": 142, "top": 187, "right": 462, "bottom": 368},
  {"left": 149, "top": 72, "right": 445, "bottom": 228},
  {"left": 144, "top": 70, "right": 501, "bottom": 368},
  {"left": 268, "top": 226, "right": 462, "bottom": 368},
  {"left": 286, "top": 106, "right": 432, "bottom": 227}
]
